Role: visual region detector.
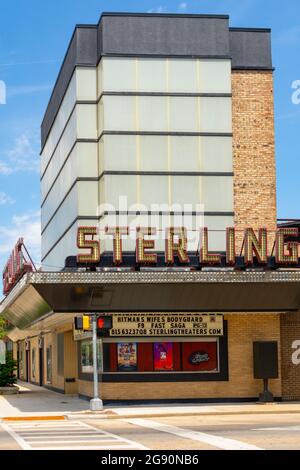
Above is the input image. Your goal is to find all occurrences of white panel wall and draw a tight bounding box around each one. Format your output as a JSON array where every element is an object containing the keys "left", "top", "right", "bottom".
[
  {"left": 76, "top": 68, "right": 97, "bottom": 101},
  {"left": 42, "top": 219, "right": 98, "bottom": 271},
  {"left": 76, "top": 104, "right": 97, "bottom": 139},
  {"left": 202, "top": 176, "right": 234, "bottom": 212},
  {"left": 100, "top": 135, "right": 232, "bottom": 173},
  {"left": 42, "top": 181, "right": 98, "bottom": 260},
  {"left": 100, "top": 135, "right": 136, "bottom": 172},
  {"left": 41, "top": 73, "right": 76, "bottom": 174},
  {"left": 42, "top": 58, "right": 233, "bottom": 267},
  {"left": 98, "top": 175, "right": 233, "bottom": 214},
  {"left": 100, "top": 95, "right": 232, "bottom": 134},
  {"left": 99, "top": 57, "right": 231, "bottom": 94},
  {"left": 41, "top": 111, "right": 77, "bottom": 198},
  {"left": 204, "top": 215, "right": 234, "bottom": 252},
  {"left": 138, "top": 59, "right": 166, "bottom": 92},
  {"left": 199, "top": 97, "right": 232, "bottom": 133},
  {"left": 41, "top": 143, "right": 98, "bottom": 228},
  {"left": 41, "top": 67, "right": 97, "bottom": 175},
  {"left": 139, "top": 136, "right": 169, "bottom": 171},
  {"left": 42, "top": 185, "right": 78, "bottom": 260}
]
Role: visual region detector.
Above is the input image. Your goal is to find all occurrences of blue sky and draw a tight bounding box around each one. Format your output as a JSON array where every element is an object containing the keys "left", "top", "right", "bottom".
[{"left": 0, "top": 0, "right": 300, "bottom": 269}]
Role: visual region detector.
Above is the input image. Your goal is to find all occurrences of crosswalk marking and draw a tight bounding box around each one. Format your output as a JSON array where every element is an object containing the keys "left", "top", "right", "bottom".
[
  {"left": 125, "top": 418, "right": 264, "bottom": 451},
  {"left": 1, "top": 420, "right": 148, "bottom": 450},
  {"left": 252, "top": 425, "right": 300, "bottom": 431}
]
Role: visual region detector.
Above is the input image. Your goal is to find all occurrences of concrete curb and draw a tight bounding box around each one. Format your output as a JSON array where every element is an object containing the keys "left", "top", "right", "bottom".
[
  {"left": 64, "top": 408, "right": 300, "bottom": 420},
  {"left": 2, "top": 407, "right": 300, "bottom": 422}
]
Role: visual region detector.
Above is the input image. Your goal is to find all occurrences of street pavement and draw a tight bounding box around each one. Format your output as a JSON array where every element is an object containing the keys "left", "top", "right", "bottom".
[
  {"left": 1, "top": 382, "right": 300, "bottom": 450},
  {"left": 1, "top": 413, "right": 300, "bottom": 450}
]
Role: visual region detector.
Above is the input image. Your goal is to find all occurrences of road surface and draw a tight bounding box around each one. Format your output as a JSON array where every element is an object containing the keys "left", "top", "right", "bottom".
[{"left": 1, "top": 412, "right": 300, "bottom": 450}]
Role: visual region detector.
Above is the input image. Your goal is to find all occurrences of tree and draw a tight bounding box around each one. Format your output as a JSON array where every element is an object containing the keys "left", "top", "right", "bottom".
[
  {"left": 0, "top": 316, "right": 9, "bottom": 340},
  {"left": 0, "top": 352, "right": 18, "bottom": 387}
]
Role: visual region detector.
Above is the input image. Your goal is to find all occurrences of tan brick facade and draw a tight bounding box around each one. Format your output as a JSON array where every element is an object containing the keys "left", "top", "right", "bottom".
[
  {"left": 280, "top": 312, "right": 300, "bottom": 400},
  {"left": 232, "top": 70, "right": 277, "bottom": 251},
  {"left": 78, "top": 314, "right": 282, "bottom": 400}
]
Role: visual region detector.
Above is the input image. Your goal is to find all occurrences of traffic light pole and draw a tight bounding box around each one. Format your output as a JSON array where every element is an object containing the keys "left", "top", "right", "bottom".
[{"left": 90, "top": 314, "right": 103, "bottom": 411}]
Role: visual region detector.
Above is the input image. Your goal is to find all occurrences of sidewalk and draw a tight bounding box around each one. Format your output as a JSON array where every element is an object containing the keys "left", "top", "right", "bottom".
[
  {"left": 0, "top": 381, "right": 88, "bottom": 419},
  {"left": 1, "top": 381, "right": 300, "bottom": 420}
]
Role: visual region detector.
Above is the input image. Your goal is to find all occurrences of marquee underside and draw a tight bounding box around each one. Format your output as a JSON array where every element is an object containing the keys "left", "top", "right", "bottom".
[{"left": 1, "top": 271, "right": 300, "bottom": 329}]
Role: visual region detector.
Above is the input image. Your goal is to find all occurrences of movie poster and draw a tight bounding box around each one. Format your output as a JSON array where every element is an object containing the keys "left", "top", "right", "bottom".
[
  {"left": 154, "top": 342, "right": 173, "bottom": 371},
  {"left": 117, "top": 343, "right": 137, "bottom": 372}
]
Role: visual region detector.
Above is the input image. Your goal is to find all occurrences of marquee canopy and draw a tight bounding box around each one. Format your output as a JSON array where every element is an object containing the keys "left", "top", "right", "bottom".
[{"left": 1, "top": 270, "right": 300, "bottom": 329}]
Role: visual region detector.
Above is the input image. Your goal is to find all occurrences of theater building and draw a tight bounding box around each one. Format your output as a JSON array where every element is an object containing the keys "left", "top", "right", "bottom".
[{"left": 2, "top": 12, "right": 300, "bottom": 402}]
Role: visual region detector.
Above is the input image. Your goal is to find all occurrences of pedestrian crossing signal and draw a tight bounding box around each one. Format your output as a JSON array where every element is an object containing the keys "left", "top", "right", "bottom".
[
  {"left": 97, "top": 316, "right": 112, "bottom": 336},
  {"left": 74, "top": 315, "right": 90, "bottom": 331}
]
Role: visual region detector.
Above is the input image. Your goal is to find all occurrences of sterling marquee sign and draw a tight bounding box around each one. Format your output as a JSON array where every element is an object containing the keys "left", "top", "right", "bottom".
[
  {"left": 2, "top": 238, "right": 33, "bottom": 296},
  {"left": 76, "top": 226, "right": 299, "bottom": 267},
  {"left": 109, "top": 313, "right": 224, "bottom": 337}
]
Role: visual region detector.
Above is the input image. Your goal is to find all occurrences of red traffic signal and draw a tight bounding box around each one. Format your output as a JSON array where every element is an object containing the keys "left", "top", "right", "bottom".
[{"left": 97, "top": 316, "right": 112, "bottom": 331}]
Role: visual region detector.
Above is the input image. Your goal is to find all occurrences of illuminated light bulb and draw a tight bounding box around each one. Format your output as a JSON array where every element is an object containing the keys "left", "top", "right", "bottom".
[
  {"left": 77, "top": 227, "right": 100, "bottom": 263},
  {"left": 165, "top": 227, "right": 190, "bottom": 265},
  {"left": 275, "top": 228, "right": 299, "bottom": 265},
  {"left": 244, "top": 228, "right": 268, "bottom": 264},
  {"left": 105, "top": 227, "right": 129, "bottom": 265},
  {"left": 136, "top": 227, "right": 157, "bottom": 264},
  {"left": 200, "top": 228, "right": 221, "bottom": 265}
]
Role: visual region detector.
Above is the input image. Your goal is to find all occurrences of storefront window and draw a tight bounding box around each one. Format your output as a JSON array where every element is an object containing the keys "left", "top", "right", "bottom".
[
  {"left": 46, "top": 346, "right": 52, "bottom": 383},
  {"left": 80, "top": 340, "right": 102, "bottom": 373},
  {"left": 101, "top": 340, "right": 219, "bottom": 374},
  {"left": 31, "top": 348, "right": 36, "bottom": 379}
]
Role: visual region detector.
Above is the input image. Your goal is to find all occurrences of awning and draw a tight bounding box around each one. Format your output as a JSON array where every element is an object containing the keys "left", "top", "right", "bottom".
[{"left": 1, "top": 270, "right": 300, "bottom": 330}]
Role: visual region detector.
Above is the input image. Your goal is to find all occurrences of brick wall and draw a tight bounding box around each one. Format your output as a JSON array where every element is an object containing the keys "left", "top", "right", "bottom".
[
  {"left": 78, "top": 314, "right": 281, "bottom": 400},
  {"left": 280, "top": 312, "right": 300, "bottom": 400},
  {"left": 232, "top": 71, "right": 277, "bottom": 251}
]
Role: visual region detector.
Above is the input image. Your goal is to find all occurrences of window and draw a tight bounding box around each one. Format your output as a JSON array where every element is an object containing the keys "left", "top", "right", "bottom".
[
  {"left": 102, "top": 340, "right": 219, "bottom": 374},
  {"left": 19, "top": 348, "right": 24, "bottom": 378},
  {"left": 80, "top": 340, "right": 102, "bottom": 373},
  {"left": 57, "top": 334, "right": 64, "bottom": 376},
  {"left": 31, "top": 348, "right": 36, "bottom": 379},
  {"left": 46, "top": 346, "right": 52, "bottom": 383}
]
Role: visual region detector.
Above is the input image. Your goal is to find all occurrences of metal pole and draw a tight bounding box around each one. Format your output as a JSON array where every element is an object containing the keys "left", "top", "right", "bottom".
[{"left": 90, "top": 314, "right": 103, "bottom": 411}]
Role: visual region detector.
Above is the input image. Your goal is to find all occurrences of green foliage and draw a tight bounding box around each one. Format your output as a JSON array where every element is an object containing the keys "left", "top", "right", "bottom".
[
  {"left": 0, "top": 316, "right": 9, "bottom": 340},
  {"left": 0, "top": 352, "right": 18, "bottom": 387}
]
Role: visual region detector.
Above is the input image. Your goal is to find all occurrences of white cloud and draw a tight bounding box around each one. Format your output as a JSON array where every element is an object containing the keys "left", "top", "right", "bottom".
[
  {"left": 147, "top": 5, "right": 166, "bottom": 13},
  {"left": 0, "top": 211, "right": 41, "bottom": 270},
  {"left": 178, "top": 2, "right": 187, "bottom": 10},
  {"left": 0, "top": 132, "right": 40, "bottom": 174},
  {"left": 0, "top": 162, "right": 13, "bottom": 175},
  {"left": 0, "top": 59, "right": 59, "bottom": 67},
  {"left": 7, "top": 84, "right": 52, "bottom": 98},
  {"left": 0, "top": 192, "right": 14, "bottom": 205}
]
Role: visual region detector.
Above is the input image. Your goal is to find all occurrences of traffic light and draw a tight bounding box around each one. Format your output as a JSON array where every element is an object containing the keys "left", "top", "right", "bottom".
[
  {"left": 97, "top": 316, "right": 112, "bottom": 336},
  {"left": 74, "top": 315, "right": 91, "bottom": 331}
]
